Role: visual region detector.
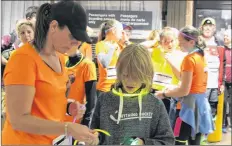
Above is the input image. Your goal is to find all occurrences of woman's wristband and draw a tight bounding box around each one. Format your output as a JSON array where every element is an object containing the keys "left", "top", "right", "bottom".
[{"left": 66, "top": 102, "right": 72, "bottom": 116}]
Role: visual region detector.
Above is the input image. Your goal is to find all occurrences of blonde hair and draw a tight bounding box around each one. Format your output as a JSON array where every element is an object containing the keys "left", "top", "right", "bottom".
[
  {"left": 16, "top": 19, "right": 35, "bottom": 37},
  {"left": 147, "top": 30, "right": 160, "bottom": 41},
  {"left": 159, "top": 27, "right": 179, "bottom": 49},
  {"left": 116, "top": 44, "right": 154, "bottom": 92},
  {"left": 160, "top": 27, "right": 177, "bottom": 40}
]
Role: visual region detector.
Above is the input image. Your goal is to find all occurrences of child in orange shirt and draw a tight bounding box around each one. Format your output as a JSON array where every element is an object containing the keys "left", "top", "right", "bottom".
[
  {"left": 65, "top": 45, "right": 97, "bottom": 127},
  {"left": 156, "top": 26, "right": 214, "bottom": 145}
]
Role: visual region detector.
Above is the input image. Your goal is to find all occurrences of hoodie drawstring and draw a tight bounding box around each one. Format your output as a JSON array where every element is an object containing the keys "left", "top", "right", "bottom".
[
  {"left": 117, "top": 88, "right": 124, "bottom": 124},
  {"left": 138, "top": 92, "right": 142, "bottom": 121},
  {"left": 112, "top": 88, "right": 147, "bottom": 124}
]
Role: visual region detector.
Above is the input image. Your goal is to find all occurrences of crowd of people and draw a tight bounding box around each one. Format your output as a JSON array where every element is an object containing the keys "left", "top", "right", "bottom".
[{"left": 1, "top": 0, "right": 231, "bottom": 145}]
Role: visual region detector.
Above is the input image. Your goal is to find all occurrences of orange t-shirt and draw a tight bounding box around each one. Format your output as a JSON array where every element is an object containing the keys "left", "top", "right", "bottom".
[
  {"left": 96, "top": 41, "right": 121, "bottom": 92},
  {"left": 64, "top": 57, "right": 96, "bottom": 122},
  {"left": 181, "top": 52, "right": 208, "bottom": 94},
  {"left": 2, "top": 43, "right": 69, "bottom": 145},
  {"left": 79, "top": 42, "right": 92, "bottom": 60}
]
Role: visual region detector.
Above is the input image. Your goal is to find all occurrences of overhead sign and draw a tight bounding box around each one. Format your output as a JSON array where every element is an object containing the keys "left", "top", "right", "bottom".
[{"left": 86, "top": 10, "right": 152, "bottom": 30}]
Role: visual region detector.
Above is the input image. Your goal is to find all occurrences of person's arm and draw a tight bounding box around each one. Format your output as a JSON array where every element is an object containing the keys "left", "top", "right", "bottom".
[
  {"left": 81, "top": 61, "right": 97, "bottom": 126},
  {"left": 222, "top": 49, "right": 226, "bottom": 85},
  {"left": 168, "top": 62, "right": 181, "bottom": 80},
  {"left": 164, "top": 71, "right": 193, "bottom": 97},
  {"left": 165, "top": 51, "right": 187, "bottom": 80},
  {"left": 6, "top": 85, "right": 97, "bottom": 142},
  {"left": 4, "top": 54, "right": 97, "bottom": 142},
  {"left": 218, "top": 47, "right": 226, "bottom": 93},
  {"left": 1, "top": 55, "right": 8, "bottom": 65},
  {"left": 143, "top": 100, "right": 175, "bottom": 145},
  {"left": 164, "top": 56, "right": 194, "bottom": 97},
  {"left": 81, "top": 81, "right": 97, "bottom": 126},
  {"left": 167, "top": 55, "right": 182, "bottom": 80},
  {"left": 140, "top": 40, "right": 157, "bottom": 49},
  {"left": 6, "top": 85, "right": 67, "bottom": 134},
  {"left": 155, "top": 56, "right": 194, "bottom": 98},
  {"left": 97, "top": 43, "right": 117, "bottom": 68}
]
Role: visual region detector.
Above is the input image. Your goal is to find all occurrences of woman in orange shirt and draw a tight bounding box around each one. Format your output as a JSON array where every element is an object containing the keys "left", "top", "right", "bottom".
[
  {"left": 1, "top": 19, "right": 36, "bottom": 127},
  {"left": 156, "top": 26, "right": 214, "bottom": 145},
  {"left": 2, "top": 1, "right": 98, "bottom": 145}
]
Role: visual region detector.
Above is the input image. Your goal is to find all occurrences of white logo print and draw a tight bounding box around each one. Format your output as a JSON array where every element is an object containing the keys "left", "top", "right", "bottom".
[{"left": 110, "top": 110, "right": 153, "bottom": 122}]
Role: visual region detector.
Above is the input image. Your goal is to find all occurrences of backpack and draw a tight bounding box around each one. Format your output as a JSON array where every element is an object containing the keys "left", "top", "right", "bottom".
[
  {"left": 1, "top": 46, "right": 14, "bottom": 60},
  {"left": 1, "top": 30, "right": 18, "bottom": 59},
  {"left": 1, "top": 32, "right": 17, "bottom": 78}
]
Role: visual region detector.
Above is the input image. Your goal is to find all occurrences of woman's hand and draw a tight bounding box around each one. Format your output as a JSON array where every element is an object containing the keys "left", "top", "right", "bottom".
[
  {"left": 69, "top": 123, "right": 99, "bottom": 145},
  {"left": 220, "top": 85, "right": 225, "bottom": 93},
  {"left": 69, "top": 101, "right": 86, "bottom": 120}
]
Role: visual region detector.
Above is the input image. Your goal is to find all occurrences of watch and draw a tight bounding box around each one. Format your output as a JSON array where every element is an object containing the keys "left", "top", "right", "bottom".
[
  {"left": 66, "top": 102, "right": 72, "bottom": 116},
  {"left": 162, "top": 91, "right": 169, "bottom": 98}
]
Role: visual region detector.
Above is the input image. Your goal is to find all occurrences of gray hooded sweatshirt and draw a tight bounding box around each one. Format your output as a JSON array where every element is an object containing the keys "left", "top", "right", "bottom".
[{"left": 90, "top": 88, "right": 174, "bottom": 145}]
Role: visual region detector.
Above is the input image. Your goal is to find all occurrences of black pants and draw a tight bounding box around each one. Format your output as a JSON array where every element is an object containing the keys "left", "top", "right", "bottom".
[
  {"left": 206, "top": 88, "right": 218, "bottom": 118},
  {"left": 175, "top": 110, "right": 201, "bottom": 145},
  {"left": 162, "top": 98, "right": 171, "bottom": 114},
  {"left": 223, "top": 82, "right": 232, "bottom": 127}
]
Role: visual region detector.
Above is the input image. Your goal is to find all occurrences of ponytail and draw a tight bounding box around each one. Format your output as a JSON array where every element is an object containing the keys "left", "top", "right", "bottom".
[
  {"left": 33, "top": 3, "right": 52, "bottom": 52},
  {"left": 98, "top": 22, "right": 107, "bottom": 42},
  {"left": 195, "top": 36, "right": 206, "bottom": 56},
  {"left": 98, "top": 22, "right": 106, "bottom": 42},
  {"left": 97, "top": 19, "right": 121, "bottom": 42}
]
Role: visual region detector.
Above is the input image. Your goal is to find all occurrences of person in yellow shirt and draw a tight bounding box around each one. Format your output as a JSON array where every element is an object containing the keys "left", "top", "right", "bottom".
[
  {"left": 151, "top": 27, "right": 186, "bottom": 113},
  {"left": 152, "top": 27, "right": 180, "bottom": 90},
  {"left": 140, "top": 29, "right": 160, "bottom": 53},
  {"left": 95, "top": 19, "right": 123, "bottom": 95}
]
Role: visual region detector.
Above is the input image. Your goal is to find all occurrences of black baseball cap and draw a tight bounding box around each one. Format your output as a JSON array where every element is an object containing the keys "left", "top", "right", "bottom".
[{"left": 52, "top": 1, "right": 91, "bottom": 43}]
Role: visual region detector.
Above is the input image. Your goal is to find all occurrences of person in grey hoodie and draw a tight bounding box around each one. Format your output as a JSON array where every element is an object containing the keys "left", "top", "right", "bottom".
[{"left": 90, "top": 44, "right": 174, "bottom": 145}]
